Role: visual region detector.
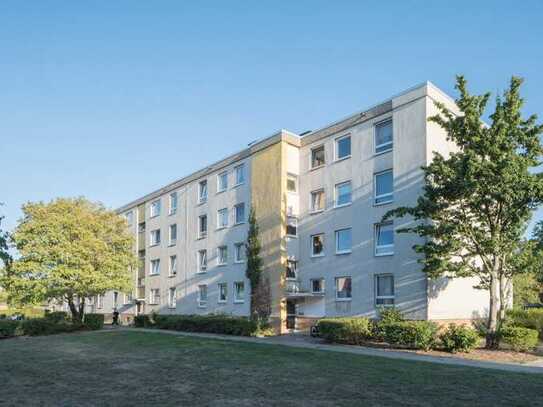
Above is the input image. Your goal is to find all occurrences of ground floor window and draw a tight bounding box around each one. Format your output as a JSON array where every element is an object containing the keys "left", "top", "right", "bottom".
[
  {"left": 234, "top": 282, "right": 245, "bottom": 303},
  {"left": 335, "top": 277, "right": 352, "bottom": 301},
  {"left": 198, "top": 285, "right": 207, "bottom": 307},
  {"left": 149, "top": 289, "right": 160, "bottom": 305},
  {"left": 375, "top": 274, "right": 395, "bottom": 306},
  {"left": 168, "top": 287, "right": 177, "bottom": 308},
  {"left": 218, "top": 283, "right": 227, "bottom": 303},
  {"left": 96, "top": 294, "right": 103, "bottom": 309}
]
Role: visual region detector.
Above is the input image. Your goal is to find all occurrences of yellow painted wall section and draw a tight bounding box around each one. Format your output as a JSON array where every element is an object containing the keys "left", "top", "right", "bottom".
[{"left": 250, "top": 141, "right": 287, "bottom": 332}]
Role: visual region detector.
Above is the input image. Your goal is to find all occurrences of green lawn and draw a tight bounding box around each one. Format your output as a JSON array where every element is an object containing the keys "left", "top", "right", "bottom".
[{"left": 1, "top": 331, "right": 542, "bottom": 406}]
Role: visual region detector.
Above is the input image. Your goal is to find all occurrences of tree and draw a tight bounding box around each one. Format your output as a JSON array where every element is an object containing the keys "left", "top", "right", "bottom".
[
  {"left": 384, "top": 76, "right": 543, "bottom": 348},
  {"left": 0, "top": 208, "right": 11, "bottom": 268},
  {"left": 2, "top": 198, "right": 137, "bottom": 322},
  {"left": 245, "top": 207, "right": 269, "bottom": 320}
]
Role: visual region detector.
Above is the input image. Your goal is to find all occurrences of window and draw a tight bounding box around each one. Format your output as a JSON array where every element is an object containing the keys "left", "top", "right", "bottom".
[
  {"left": 234, "top": 203, "right": 245, "bottom": 224},
  {"left": 375, "top": 222, "right": 394, "bottom": 256},
  {"left": 169, "top": 255, "right": 177, "bottom": 277},
  {"left": 335, "top": 181, "right": 352, "bottom": 207},
  {"left": 124, "top": 211, "right": 133, "bottom": 225},
  {"left": 218, "top": 283, "right": 228, "bottom": 303},
  {"left": 197, "top": 250, "right": 207, "bottom": 272},
  {"left": 375, "top": 275, "right": 395, "bottom": 306},
  {"left": 311, "top": 279, "right": 325, "bottom": 294},
  {"left": 169, "top": 192, "right": 178, "bottom": 215},
  {"left": 217, "top": 171, "right": 228, "bottom": 193},
  {"left": 286, "top": 259, "right": 297, "bottom": 279},
  {"left": 286, "top": 216, "right": 297, "bottom": 237},
  {"left": 198, "top": 215, "right": 207, "bottom": 238},
  {"left": 234, "top": 242, "right": 245, "bottom": 263},
  {"left": 124, "top": 292, "right": 133, "bottom": 304},
  {"left": 198, "top": 285, "right": 207, "bottom": 307},
  {"left": 169, "top": 224, "right": 177, "bottom": 245},
  {"left": 87, "top": 296, "right": 95, "bottom": 306},
  {"left": 375, "top": 119, "right": 393, "bottom": 154},
  {"left": 335, "top": 228, "right": 352, "bottom": 254},
  {"left": 374, "top": 170, "right": 393, "bottom": 205},
  {"left": 138, "top": 222, "right": 146, "bottom": 233},
  {"left": 150, "top": 200, "right": 161, "bottom": 217},
  {"left": 286, "top": 174, "right": 298, "bottom": 193},
  {"left": 150, "top": 229, "right": 161, "bottom": 246},
  {"left": 113, "top": 292, "right": 118, "bottom": 308},
  {"left": 234, "top": 164, "right": 245, "bottom": 185},
  {"left": 311, "top": 234, "right": 324, "bottom": 257},
  {"left": 150, "top": 259, "right": 160, "bottom": 276},
  {"left": 168, "top": 287, "right": 177, "bottom": 308},
  {"left": 311, "top": 189, "right": 325, "bottom": 213},
  {"left": 234, "top": 282, "right": 245, "bottom": 303},
  {"left": 217, "top": 246, "right": 228, "bottom": 265},
  {"left": 199, "top": 180, "right": 208, "bottom": 203},
  {"left": 96, "top": 294, "right": 103, "bottom": 309},
  {"left": 335, "top": 277, "right": 352, "bottom": 301},
  {"left": 311, "top": 145, "right": 325, "bottom": 168},
  {"left": 149, "top": 289, "right": 160, "bottom": 305},
  {"left": 217, "top": 208, "right": 228, "bottom": 229},
  {"left": 335, "top": 135, "right": 351, "bottom": 160}
]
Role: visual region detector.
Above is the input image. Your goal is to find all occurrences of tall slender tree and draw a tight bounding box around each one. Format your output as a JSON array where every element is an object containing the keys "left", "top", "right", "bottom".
[
  {"left": 245, "top": 207, "right": 269, "bottom": 320},
  {"left": 384, "top": 76, "right": 543, "bottom": 348}
]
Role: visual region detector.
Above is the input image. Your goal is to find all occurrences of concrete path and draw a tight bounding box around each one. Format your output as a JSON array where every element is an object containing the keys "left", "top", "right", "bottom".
[{"left": 99, "top": 326, "right": 543, "bottom": 374}]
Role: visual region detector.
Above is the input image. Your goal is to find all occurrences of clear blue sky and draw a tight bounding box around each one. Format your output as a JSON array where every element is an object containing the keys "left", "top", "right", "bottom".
[{"left": 1, "top": 1, "right": 542, "bottom": 233}]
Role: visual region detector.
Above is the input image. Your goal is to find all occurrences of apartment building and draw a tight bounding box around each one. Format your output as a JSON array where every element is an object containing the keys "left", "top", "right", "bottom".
[{"left": 88, "top": 82, "right": 488, "bottom": 332}]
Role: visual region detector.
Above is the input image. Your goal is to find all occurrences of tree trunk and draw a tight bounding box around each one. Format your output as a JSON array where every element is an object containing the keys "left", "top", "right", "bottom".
[
  {"left": 78, "top": 298, "right": 85, "bottom": 324},
  {"left": 485, "top": 272, "right": 500, "bottom": 349},
  {"left": 67, "top": 296, "right": 82, "bottom": 323},
  {"left": 498, "top": 273, "right": 508, "bottom": 323}
]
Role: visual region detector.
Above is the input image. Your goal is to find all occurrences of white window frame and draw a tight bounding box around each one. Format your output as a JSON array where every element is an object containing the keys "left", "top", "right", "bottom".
[
  {"left": 197, "top": 249, "right": 207, "bottom": 273},
  {"left": 375, "top": 274, "right": 395, "bottom": 306},
  {"left": 218, "top": 283, "right": 228, "bottom": 303},
  {"left": 198, "top": 215, "right": 207, "bottom": 239},
  {"left": 169, "top": 224, "right": 177, "bottom": 246},
  {"left": 149, "top": 289, "right": 160, "bottom": 305},
  {"left": 374, "top": 169, "right": 394, "bottom": 205},
  {"left": 150, "top": 259, "right": 160, "bottom": 276},
  {"left": 310, "top": 278, "right": 325, "bottom": 294},
  {"left": 286, "top": 216, "right": 298, "bottom": 237},
  {"left": 234, "top": 282, "right": 245, "bottom": 303},
  {"left": 311, "top": 233, "right": 325, "bottom": 257},
  {"left": 375, "top": 222, "right": 394, "bottom": 256},
  {"left": 169, "top": 255, "right": 177, "bottom": 277},
  {"left": 335, "top": 276, "right": 352, "bottom": 302},
  {"left": 335, "top": 228, "right": 352, "bottom": 255},
  {"left": 124, "top": 292, "right": 133, "bottom": 305},
  {"left": 198, "top": 180, "right": 208, "bottom": 203},
  {"left": 217, "top": 171, "right": 228, "bottom": 193},
  {"left": 169, "top": 192, "right": 178, "bottom": 215},
  {"left": 310, "top": 145, "right": 325, "bottom": 169},
  {"left": 96, "top": 294, "right": 103, "bottom": 309},
  {"left": 150, "top": 200, "right": 161, "bottom": 218},
  {"left": 217, "top": 208, "right": 228, "bottom": 229},
  {"left": 217, "top": 246, "right": 228, "bottom": 266},
  {"left": 286, "top": 173, "right": 298, "bottom": 193},
  {"left": 334, "top": 181, "right": 352, "bottom": 208},
  {"left": 234, "top": 203, "right": 245, "bottom": 225},
  {"left": 234, "top": 164, "right": 245, "bottom": 186},
  {"left": 150, "top": 229, "right": 161, "bottom": 246},
  {"left": 374, "top": 119, "right": 393, "bottom": 154},
  {"left": 168, "top": 287, "right": 177, "bottom": 309},
  {"left": 310, "top": 189, "right": 325, "bottom": 213},
  {"left": 198, "top": 285, "right": 207, "bottom": 308},
  {"left": 335, "top": 134, "right": 351, "bottom": 161},
  {"left": 124, "top": 211, "right": 134, "bottom": 226},
  {"left": 234, "top": 242, "right": 245, "bottom": 263}
]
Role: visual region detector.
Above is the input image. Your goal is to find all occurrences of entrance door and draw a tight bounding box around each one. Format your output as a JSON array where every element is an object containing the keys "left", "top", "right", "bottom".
[
  {"left": 286, "top": 300, "right": 296, "bottom": 330},
  {"left": 136, "top": 302, "right": 145, "bottom": 316}
]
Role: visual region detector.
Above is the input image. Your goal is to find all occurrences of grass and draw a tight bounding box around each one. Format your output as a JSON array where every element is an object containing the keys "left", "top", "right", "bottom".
[{"left": 1, "top": 331, "right": 542, "bottom": 406}]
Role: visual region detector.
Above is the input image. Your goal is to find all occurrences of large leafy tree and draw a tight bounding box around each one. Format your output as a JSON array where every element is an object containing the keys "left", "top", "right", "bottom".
[
  {"left": 2, "top": 198, "right": 137, "bottom": 322},
  {"left": 384, "top": 76, "right": 543, "bottom": 348},
  {"left": 0, "top": 209, "right": 11, "bottom": 268}
]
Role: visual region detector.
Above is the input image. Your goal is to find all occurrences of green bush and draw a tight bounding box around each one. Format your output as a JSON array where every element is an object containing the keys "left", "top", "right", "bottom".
[
  {"left": 374, "top": 307, "right": 404, "bottom": 339},
  {"left": 21, "top": 318, "right": 84, "bottom": 336},
  {"left": 44, "top": 311, "right": 69, "bottom": 323},
  {"left": 383, "top": 321, "right": 438, "bottom": 350},
  {"left": 506, "top": 309, "right": 543, "bottom": 338},
  {"left": 134, "top": 314, "right": 153, "bottom": 328},
  {"left": 317, "top": 317, "right": 374, "bottom": 345},
  {"left": 0, "top": 320, "right": 22, "bottom": 338},
  {"left": 84, "top": 314, "right": 104, "bottom": 330},
  {"left": 499, "top": 326, "right": 539, "bottom": 352},
  {"left": 439, "top": 323, "right": 480, "bottom": 353},
  {"left": 151, "top": 314, "right": 258, "bottom": 336}
]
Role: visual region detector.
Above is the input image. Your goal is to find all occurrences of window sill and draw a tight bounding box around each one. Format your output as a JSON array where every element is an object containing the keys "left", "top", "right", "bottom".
[
  {"left": 335, "top": 298, "right": 352, "bottom": 302},
  {"left": 196, "top": 270, "right": 207, "bottom": 274},
  {"left": 335, "top": 250, "right": 352, "bottom": 255},
  {"left": 149, "top": 214, "right": 160, "bottom": 219},
  {"left": 197, "top": 200, "right": 207, "bottom": 206},
  {"left": 310, "top": 164, "right": 325, "bottom": 172},
  {"left": 197, "top": 235, "right": 207, "bottom": 240},
  {"left": 197, "top": 304, "right": 207, "bottom": 309},
  {"left": 168, "top": 306, "right": 176, "bottom": 309},
  {"left": 216, "top": 226, "right": 228, "bottom": 231},
  {"left": 149, "top": 274, "right": 160, "bottom": 277},
  {"left": 149, "top": 243, "right": 160, "bottom": 248},
  {"left": 233, "top": 300, "right": 245, "bottom": 304},
  {"left": 311, "top": 254, "right": 325, "bottom": 258},
  {"left": 334, "top": 202, "right": 352, "bottom": 209},
  {"left": 311, "top": 291, "right": 325, "bottom": 295},
  {"left": 234, "top": 221, "right": 245, "bottom": 226},
  {"left": 217, "top": 263, "right": 227, "bottom": 267},
  {"left": 286, "top": 234, "right": 298, "bottom": 239},
  {"left": 168, "top": 211, "right": 177, "bottom": 217},
  {"left": 216, "top": 189, "right": 227, "bottom": 195},
  {"left": 234, "top": 260, "right": 245, "bottom": 264},
  {"left": 375, "top": 252, "right": 394, "bottom": 257},
  {"left": 310, "top": 209, "right": 325, "bottom": 215},
  {"left": 218, "top": 300, "right": 227, "bottom": 304},
  {"left": 373, "top": 200, "right": 393, "bottom": 207},
  {"left": 333, "top": 155, "right": 351, "bottom": 163},
  {"left": 168, "top": 274, "right": 177, "bottom": 278},
  {"left": 374, "top": 147, "right": 393, "bottom": 157},
  {"left": 232, "top": 182, "right": 244, "bottom": 189},
  {"left": 168, "top": 242, "right": 176, "bottom": 247},
  {"left": 148, "top": 303, "right": 158, "bottom": 306}
]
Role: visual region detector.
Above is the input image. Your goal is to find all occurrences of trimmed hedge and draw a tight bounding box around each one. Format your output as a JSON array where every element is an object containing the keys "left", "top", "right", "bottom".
[
  {"left": 317, "top": 317, "right": 374, "bottom": 345},
  {"left": 150, "top": 314, "right": 259, "bottom": 336},
  {"left": 134, "top": 315, "right": 153, "bottom": 328},
  {"left": 383, "top": 321, "right": 438, "bottom": 350},
  {"left": 439, "top": 323, "right": 480, "bottom": 353},
  {"left": 375, "top": 307, "right": 404, "bottom": 339},
  {"left": 0, "top": 320, "right": 21, "bottom": 338},
  {"left": 20, "top": 318, "right": 85, "bottom": 336},
  {"left": 84, "top": 314, "right": 104, "bottom": 330},
  {"left": 44, "top": 311, "right": 69, "bottom": 323},
  {"left": 499, "top": 326, "right": 539, "bottom": 352},
  {"left": 506, "top": 309, "right": 543, "bottom": 338}
]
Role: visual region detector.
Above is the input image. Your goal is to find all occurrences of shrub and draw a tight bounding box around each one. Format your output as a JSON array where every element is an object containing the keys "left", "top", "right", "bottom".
[
  {"left": 374, "top": 307, "right": 404, "bottom": 339},
  {"left": 499, "top": 326, "right": 539, "bottom": 352},
  {"left": 21, "top": 318, "right": 84, "bottom": 336},
  {"left": 383, "top": 321, "right": 438, "bottom": 350},
  {"left": 152, "top": 314, "right": 258, "bottom": 336},
  {"left": 439, "top": 323, "right": 480, "bottom": 353},
  {"left": 506, "top": 309, "right": 543, "bottom": 338},
  {"left": 0, "top": 320, "right": 22, "bottom": 338},
  {"left": 134, "top": 315, "right": 153, "bottom": 328},
  {"left": 44, "top": 311, "right": 69, "bottom": 323},
  {"left": 84, "top": 314, "right": 104, "bottom": 330},
  {"left": 317, "top": 317, "right": 374, "bottom": 345}
]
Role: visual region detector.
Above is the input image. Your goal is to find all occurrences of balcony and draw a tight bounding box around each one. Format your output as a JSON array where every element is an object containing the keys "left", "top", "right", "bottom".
[
  {"left": 137, "top": 264, "right": 145, "bottom": 279},
  {"left": 137, "top": 286, "right": 145, "bottom": 300}
]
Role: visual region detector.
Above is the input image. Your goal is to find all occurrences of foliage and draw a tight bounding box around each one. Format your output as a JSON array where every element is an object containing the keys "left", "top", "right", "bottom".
[
  {"left": 317, "top": 317, "right": 374, "bottom": 345},
  {"left": 3, "top": 198, "right": 137, "bottom": 323},
  {"left": 374, "top": 307, "right": 404, "bottom": 339},
  {"left": 134, "top": 314, "right": 152, "bottom": 328},
  {"left": 151, "top": 314, "right": 259, "bottom": 336},
  {"left": 513, "top": 273, "right": 541, "bottom": 308},
  {"left": 20, "top": 318, "right": 85, "bottom": 336},
  {"left": 439, "top": 323, "right": 480, "bottom": 353},
  {"left": 382, "top": 321, "right": 438, "bottom": 350},
  {"left": 506, "top": 308, "right": 543, "bottom": 338},
  {"left": 44, "top": 311, "right": 69, "bottom": 323},
  {"left": 384, "top": 76, "right": 543, "bottom": 348},
  {"left": 0, "top": 210, "right": 11, "bottom": 268},
  {"left": 0, "top": 320, "right": 22, "bottom": 338},
  {"left": 245, "top": 207, "right": 269, "bottom": 320},
  {"left": 499, "top": 326, "right": 539, "bottom": 352},
  {"left": 84, "top": 313, "right": 104, "bottom": 330}
]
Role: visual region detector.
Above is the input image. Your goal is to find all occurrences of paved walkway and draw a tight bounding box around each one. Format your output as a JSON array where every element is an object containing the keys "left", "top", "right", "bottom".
[{"left": 99, "top": 326, "right": 543, "bottom": 374}]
